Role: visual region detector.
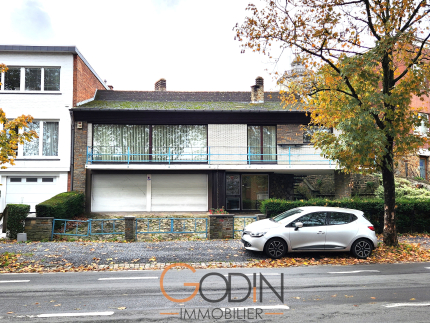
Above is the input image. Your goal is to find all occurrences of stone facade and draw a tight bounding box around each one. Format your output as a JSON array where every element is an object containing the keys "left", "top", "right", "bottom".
[
  {"left": 269, "top": 173, "right": 294, "bottom": 200},
  {"left": 125, "top": 216, "right": 136, "bottom": 242},
  {"left": 277, "top": 124, "right": 304, "bottom": 144},
  {"left": 208, "top": 214, "right": 234, "bottom": 239},
  {"left": 396, "top": 155, "right": 429, "bottom": 180},
  {"left": 24, "top": 217, "right": 53, "bottom": 241},
  {"left": 73, "top": 121, "right": 88, "bottom": 193}
]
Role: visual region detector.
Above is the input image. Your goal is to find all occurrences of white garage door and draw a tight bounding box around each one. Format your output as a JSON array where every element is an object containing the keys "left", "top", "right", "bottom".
[
  {"left": 91, "top": 174, "right": 147, "bottom": 212},
  {"left": 6, "top": 176, "right": 62, "bottom": 212},
  {"left": 151, "top": 174, "right": 208, "bottom": 211}
]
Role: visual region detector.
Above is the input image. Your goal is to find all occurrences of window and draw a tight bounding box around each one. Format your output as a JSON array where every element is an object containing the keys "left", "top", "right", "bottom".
[
  {"left": 42, "top": 177, "right": 54, "bottom": 183},
  {"left": 10, "top": 178, "right": 21, "bottom": 183},
  {"left": 303, "top": 126, "right": 331, "bottom": 143},
  {"left": 294, "top": 212, "right": 327, "bottom": 227},
  {"left": 416, "top": 113, "right": 429, "bottom": 136},
  {"left": 2, "top": 67, "right": 60, "bottom": 91},
  {"left": 248, "top": 125, "right": 276, "bottom": 162},
  {"left": 23, "top": 121, "right": 59, "bottom": 156},
  {"left": 4, "top": 67, "right": 21, "bottom": 90},
  {"left": 92, "top": 124, "right": 207, "bottom": 162},
  {"left": 329, "top": 212, "right": 356, "bottom": 225},
  {"left": 26, "top": 178, "right": 38, "bottom": 182}
]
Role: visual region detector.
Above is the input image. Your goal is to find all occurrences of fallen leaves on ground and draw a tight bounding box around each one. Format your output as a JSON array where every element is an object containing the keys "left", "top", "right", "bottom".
[{"left": 247, "top": 243, "right": 430, "bottom": 268}]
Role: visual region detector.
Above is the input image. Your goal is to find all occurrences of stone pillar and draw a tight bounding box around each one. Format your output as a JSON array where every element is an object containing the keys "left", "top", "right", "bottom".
[
  {"left": 208, "top": 214, "right": 234, "bottom": 239},
  {"left": 256, "top": 214, "right": 266, "bottom": 221},
  {"left": 24, "top": 217, "right": 54, "bottom": 241},
  {"left": 334, "top": 170, "right": 352, "bottom": 199},
  {"left": 124, "top": 216, "right": 136, "bottom": 242}
]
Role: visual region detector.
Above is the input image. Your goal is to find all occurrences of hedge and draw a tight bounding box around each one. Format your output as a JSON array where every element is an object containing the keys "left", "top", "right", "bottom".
[
  {"left": 5, "top": 204, "right": 30, "bottom": 239},
  {"left": 36, "top": 191, "right": 84, "bottom": 219},
  {"left": 260, "top": 198, "right": 430, "bottom": 234}
]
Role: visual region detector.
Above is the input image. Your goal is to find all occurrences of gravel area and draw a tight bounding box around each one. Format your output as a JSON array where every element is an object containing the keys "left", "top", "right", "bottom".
[{"left": 1, "top": 236, "right": 428, "bottom": 269}]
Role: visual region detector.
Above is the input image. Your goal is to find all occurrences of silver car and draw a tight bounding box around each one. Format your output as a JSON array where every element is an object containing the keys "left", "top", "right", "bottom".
[{"left": 242, "top": 206, "right": 377, "bottom": 259}]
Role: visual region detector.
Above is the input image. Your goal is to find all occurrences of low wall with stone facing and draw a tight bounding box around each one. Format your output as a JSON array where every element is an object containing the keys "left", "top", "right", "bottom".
[
  {"left": 208, "top": 214, "right": 234, "bottom": 239},
  {"left": 24, "top": 217, "right": 54, "bottom": 241}
]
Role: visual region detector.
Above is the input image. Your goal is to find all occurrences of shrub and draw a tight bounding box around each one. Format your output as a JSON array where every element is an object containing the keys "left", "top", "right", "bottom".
[
  {"left": 36, "top": 191, "right": 84, "bottom": 219},
  {"left": 260, "top": 198, "right": 430, "bottom": 234},
  {"left": 5, "top": 204, "right": 30, "bottom": 239}
]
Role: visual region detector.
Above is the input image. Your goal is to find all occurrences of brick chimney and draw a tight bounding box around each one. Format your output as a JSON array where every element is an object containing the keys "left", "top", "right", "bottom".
[
  {"left": 251, "top": 76, "right": 264, "bottom": 103},
  {"left": 155, "top": 78, "right": 166, "bottom": 91},
  {"left": 108, "top": 85, "right": 114, "bottom": 90}
]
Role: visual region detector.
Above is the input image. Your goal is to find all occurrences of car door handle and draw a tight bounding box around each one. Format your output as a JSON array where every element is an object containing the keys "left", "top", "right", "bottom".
[{"left": 317, "top": 231, "right": 325, "bottom": 234}]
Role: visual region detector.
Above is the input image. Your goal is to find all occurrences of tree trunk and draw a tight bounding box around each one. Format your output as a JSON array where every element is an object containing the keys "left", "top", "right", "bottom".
[{"left": 382, "top": 152, "right": 398, "bottom": 246}]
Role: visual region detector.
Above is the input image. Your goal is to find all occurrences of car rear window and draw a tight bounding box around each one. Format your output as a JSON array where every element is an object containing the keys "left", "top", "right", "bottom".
[{"left": 329, "top": 212, "right": 357, "bottom": 225}]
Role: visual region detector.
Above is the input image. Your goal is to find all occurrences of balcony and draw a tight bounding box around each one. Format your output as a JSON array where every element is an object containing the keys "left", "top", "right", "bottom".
[{"left": 86, "top": 146, "right": 332, "bottom": 166}]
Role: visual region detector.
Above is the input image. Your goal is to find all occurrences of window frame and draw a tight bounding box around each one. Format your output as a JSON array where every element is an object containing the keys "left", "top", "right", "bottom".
[
  {"left": 0, "top": 66, "right": 61, "bottom": 92},
  {"left": 247, "top": 125, "right": 277, "bottom": 163},
  {"left": 18, "top": 120, "right": 60, "bottom": 159}
]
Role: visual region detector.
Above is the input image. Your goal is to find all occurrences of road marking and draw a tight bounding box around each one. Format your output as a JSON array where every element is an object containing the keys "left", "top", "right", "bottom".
[
  {"left": 98, "top": 277, "right": 158, "bottom": 281},
  {"left": 425, "top": 267, "right": 430, "bottom": 269},
  {"left": 327, "top": 270, "right": 380, "bottom": 274},
  {"left": 36, "top": 311, "right": 115, "bottom": 317},
  {"left": 220, "top": 305, "right": 289, "bottom": 311},
  {"left": 384, "top": 302, "right": 430, "bottom": 308},
  {"left": 0, "top": 280, "right": 30, "bottom": 283},
  {"left": 223, "top": 273, "right": 280, "bottom": 277}
]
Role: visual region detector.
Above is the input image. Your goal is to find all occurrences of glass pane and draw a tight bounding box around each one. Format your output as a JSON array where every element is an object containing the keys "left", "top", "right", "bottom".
[
  {"left": 247, "top": 126, "right": 261, "bottom": 161},
  {"left": 152, "top": 125, "right": 207, "bottom": 161},
  {"left": 295, "top": 212, "right": 327, "bottom": 227},
  {"left": 23, "top": 122, "right": 40, "bottom": 156},
  {"left": 4, "top": 67, "right": 21, "bottom": 90},
  {"left": 241, "top": 174, "right": 268, "bottom": 210},
  {"left": 329, "top": 212, "right": 351, "bottom": 225},
  {"left": 25, "top": 68, "right": 41, "bottom": 90},
  {"left": 226, "top": 197, "right": 240, "bottom": 210},
  {"left": 93, "top": 124, "right": 149, "bottom": 161},
  {"left": 43, "top": 122, "right": 59, "bottom": 156},
  {"left": 226, "top": 174, "right": 240, "bottom": 195},
  {"left": 262, "top": 126, "right": 276, "bottom": 161},
  {"left": 44, "top": 68, "right": 60, "bottom": 91}
]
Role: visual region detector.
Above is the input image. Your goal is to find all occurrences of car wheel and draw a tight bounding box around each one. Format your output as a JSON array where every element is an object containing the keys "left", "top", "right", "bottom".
[
  {"left": 264, "top": 238, "right": 287, "bottom": 259},
  {"left": 351, "top": 239, "right": 373, "bottom": 259}
]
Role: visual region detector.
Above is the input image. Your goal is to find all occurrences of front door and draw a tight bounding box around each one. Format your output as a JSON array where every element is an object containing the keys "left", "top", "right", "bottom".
[{"left": 225, "top": 174, "right": 269, "bottom": 211}]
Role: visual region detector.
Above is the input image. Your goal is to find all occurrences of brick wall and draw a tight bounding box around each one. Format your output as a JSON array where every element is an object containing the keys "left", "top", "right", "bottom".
[
  {"left": 73, "top": 55, "right": 106, "bottom": 107},
  {"left": 396, "top": 154, "right": 429, "bottom": 180},
  {"left": 24, "top": 217, "right": 53, "bottom": 241},
  {"left": 269, "top": 174, "right": 294, "bottom": 200},
  {"left": 277, "top": 124, "right": 304, "bottom": 144},
  {"left": 73, "top": 121, "right": 88, "bottom": 193}
]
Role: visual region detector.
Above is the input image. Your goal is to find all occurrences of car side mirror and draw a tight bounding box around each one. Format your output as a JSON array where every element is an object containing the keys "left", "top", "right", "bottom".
[{"left": 294, "top": 222, "right": 303, "bottom": 231}]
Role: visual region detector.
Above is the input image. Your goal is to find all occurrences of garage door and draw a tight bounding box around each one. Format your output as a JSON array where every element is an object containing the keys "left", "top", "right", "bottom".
[
  {"left": 6, "top": 176, "right": 62, "bottom": 212},
  {"left": 91, "top": 174, "right": 147, "bottom": 212},
  {"left": 151, "top": 174, "right": 208, "bottom": 211}
]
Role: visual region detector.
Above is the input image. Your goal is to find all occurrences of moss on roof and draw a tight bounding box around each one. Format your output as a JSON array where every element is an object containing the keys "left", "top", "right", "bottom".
[{"left": 75, "top": 100, "right": 304, "bottom": 111}]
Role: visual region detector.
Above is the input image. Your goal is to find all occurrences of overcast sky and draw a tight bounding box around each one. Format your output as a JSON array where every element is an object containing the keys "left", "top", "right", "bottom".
[{"left": 1, "top": 0, "right": 293, "bottom": 91}]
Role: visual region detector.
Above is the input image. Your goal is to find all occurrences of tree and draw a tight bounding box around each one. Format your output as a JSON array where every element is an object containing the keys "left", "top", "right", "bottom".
[
  {"left": 0, "top": 64, "right": 38, "bottom": 168},
  {"left": 235, "top": 0, "right": 430, "bottom": 246}
]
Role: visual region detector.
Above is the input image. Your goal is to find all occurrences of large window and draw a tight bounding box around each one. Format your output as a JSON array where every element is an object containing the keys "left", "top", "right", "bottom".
[
  {"left": 92, "top": 124, "right": 207, "bottom": 162},
  {"left": 303, "top": 126, "right": 331, "bottom": 143},
  {"left": 247, "top": 125, "right": 276, "bottom": 162},
  {"left": 23, "top": 121, "right": 59, "bottom": 156},
  {"left": 1, "top": 67, "right": 60, "bottom": 91}
]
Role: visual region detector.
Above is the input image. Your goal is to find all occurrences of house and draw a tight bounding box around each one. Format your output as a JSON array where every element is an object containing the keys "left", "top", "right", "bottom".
[
  {"left": 71, "top": 77, "right": 346, "bottom": 213},
  {"left": 0, "top": 45, "right": 108, "bottom": 212}
]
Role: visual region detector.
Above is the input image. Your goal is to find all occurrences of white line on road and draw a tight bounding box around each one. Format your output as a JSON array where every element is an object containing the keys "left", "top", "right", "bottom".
[
  {"left": 425, "top": 267, "right": 430, "bottom": 269},
  {"left": 223, "top": 273, "right": 280, "bottom": 277},
  {"left": 384, "top": 302, "right": 430, "bottom": 308},
  {"left": 37, "top": 311, "right": 115, "bottom": 317},
  {"left": 0, "top": 280, "right": 30, "bottom": 283},
  {"left": 327, "top": 270, "right": 380, "bottom": 274},
  {"left": 98, "top": 277, "right": 158, "bottom": 281},
  {"left": 220, "top": 305, "right": 289, "bottom": 311}
]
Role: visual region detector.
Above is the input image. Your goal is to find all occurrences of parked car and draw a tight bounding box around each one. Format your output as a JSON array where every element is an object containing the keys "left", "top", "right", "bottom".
[{"left": 241, "top": 206, "right": 377, "bottom": 259}]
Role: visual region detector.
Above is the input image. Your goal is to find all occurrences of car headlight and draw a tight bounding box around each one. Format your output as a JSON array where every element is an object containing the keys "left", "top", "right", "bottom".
[{"left": 249, "top": 232, "right": 266, "bottom": 237}]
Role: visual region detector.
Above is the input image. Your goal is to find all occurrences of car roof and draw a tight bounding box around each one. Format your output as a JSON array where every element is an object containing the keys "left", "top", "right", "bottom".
[{"left": 297, "top": 206, "right": 363, "bottom": 215}]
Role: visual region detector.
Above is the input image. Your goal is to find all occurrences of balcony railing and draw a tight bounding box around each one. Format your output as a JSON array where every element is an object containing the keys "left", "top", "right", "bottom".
[{"left": 86, "top": 146, "right": 332, "bottom": 165}]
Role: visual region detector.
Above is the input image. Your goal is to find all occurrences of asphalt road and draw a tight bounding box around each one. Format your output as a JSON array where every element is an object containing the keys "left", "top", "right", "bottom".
[{"left": 1, "top": 262, "right": 430, "bottom": 322}]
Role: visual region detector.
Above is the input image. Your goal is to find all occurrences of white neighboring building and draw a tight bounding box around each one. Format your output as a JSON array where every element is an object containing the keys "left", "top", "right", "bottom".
[{"left": 0, "top": 45, "right": 108, "bottom": 212}]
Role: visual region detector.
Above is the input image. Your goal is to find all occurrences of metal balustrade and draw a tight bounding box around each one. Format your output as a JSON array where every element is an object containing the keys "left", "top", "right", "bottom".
[{"left": 86, "top": 146, "right": 332, "bottom": 165}]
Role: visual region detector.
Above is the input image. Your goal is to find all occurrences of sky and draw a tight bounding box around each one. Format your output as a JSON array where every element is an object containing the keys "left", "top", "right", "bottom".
[{"left": 1, "top": 0, "right": 293, "bottom": 91}]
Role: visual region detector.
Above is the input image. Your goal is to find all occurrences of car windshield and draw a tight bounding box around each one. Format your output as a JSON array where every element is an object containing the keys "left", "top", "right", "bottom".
[{"left": 271, "top": 208, "right": 303, "bottom": 222}]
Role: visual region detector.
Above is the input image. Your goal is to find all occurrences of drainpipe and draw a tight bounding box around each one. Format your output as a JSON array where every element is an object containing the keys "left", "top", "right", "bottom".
[{"left": 69, "top": 110, "right": 75, "bottom": 191}]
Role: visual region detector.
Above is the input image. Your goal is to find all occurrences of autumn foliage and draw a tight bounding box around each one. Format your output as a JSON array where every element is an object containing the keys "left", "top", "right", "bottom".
[{"left": 235, "top": 0, "right": 430, "bottom": 246}]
